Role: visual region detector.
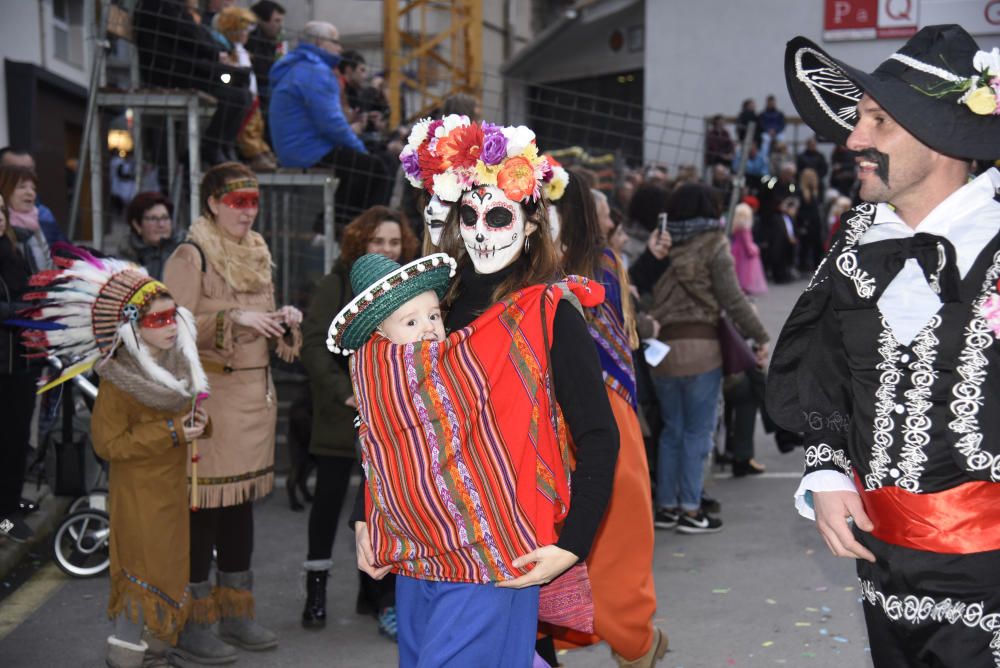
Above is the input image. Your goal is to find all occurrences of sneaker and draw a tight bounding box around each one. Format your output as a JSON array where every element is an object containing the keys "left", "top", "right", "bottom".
[
  {"left": 654, "top": 508, "right": 680, "bottom": 530},
  {"left": 377, "top": 606, "right": 398, "bottom": 642},
  {"left": 0, "top": 514, "right": 34, "bottom": 543},
  {"left": 676, "top": 511, "right": 723, "bottom": 534}
]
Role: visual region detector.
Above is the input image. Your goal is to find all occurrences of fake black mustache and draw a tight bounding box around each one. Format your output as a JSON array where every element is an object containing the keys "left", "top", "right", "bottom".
[{"left": 858, "top": 149, "right": 890, "bottom": 185}]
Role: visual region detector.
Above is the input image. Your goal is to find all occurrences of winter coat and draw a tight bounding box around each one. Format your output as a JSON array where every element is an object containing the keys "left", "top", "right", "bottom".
[
  {"left": 300, "top": 260, "right": 356, "bottom": 458},
  {"left": 163, "top": 243, "right": 277, "bottom": 508},
  {"left": 0, "top": 236, "right": 34, "bottom": 375},
  {"left": 116, "top": 230, "right": 182, "bottom": 281},
  {"left": 134, "top": 0, "right": 225, "bottom": 89},
  {"left": 268, "top": 43, "right": 366, "bottom": 167}
]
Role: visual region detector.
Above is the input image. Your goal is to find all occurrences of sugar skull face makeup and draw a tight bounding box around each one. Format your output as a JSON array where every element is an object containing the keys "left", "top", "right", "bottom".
[
  {"left": 423, "top": 195, "right": 451, "bottom": 247},
  {"left": 459, "top": 186, "right": 531, "bottom": 274}
]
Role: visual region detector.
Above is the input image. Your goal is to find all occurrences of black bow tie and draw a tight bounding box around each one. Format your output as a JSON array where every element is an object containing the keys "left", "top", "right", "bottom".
[{"left": 884, "top": 232, "right": 961, "bottom": 303}]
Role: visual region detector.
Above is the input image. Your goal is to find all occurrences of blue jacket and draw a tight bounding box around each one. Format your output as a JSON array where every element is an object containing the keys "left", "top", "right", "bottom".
[
  {"left": 38, "top": 203, "right": 66, "bottom": 245},
  {"left": 268, "top": 43, "right": 366, "bottom": 167}
]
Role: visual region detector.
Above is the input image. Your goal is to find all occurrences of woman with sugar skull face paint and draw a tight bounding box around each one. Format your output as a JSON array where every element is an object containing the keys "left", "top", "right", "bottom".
[{"left": 348, "top": 116, "right": 619, "bottom": 667}]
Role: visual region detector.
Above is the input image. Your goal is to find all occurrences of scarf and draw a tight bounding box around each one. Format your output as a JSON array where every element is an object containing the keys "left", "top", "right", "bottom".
[
  {"left": 667, "top": 216, "right": 725, "bottom": 244},
  {"left": 352, "top": 281, "right": 599, "bottom": 583},
  {"left": 98, "top": 344, "right": 197, "bottom": 414},
  {"left": 9, "top": 207, "right": 39, "bottom": 232},
  {"left": 188, "top": 215, "right": 273, "bottom": 293}
]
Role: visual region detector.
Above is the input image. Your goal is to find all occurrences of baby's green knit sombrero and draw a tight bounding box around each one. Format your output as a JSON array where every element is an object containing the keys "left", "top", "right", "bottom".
[{"left": 326, "top": 252, "right": 457, "bottom": 354}]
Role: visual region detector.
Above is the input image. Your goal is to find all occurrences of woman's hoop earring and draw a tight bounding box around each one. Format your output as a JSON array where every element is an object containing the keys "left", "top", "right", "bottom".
[{"left": 524, "top": 237, "right": 531, "bottom": 254}]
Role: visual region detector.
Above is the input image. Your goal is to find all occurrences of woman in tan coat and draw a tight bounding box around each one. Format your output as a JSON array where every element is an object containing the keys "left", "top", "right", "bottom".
[{"left": 164, "top": 162, "right": 301, "bottom": 663}]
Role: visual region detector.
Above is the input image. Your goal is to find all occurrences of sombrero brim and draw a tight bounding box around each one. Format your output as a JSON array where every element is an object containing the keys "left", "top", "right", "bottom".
[
  {"left": 785, "top": 36, "right": 1000, "bottom": 161},
  {"left": 326, "top": 253, "right": 457, "bottom": 354}
]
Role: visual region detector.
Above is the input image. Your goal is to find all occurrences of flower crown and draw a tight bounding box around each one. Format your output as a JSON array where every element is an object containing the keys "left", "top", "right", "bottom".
[
  {"left": 911, "top": 48, "right": 1000, "bottom": 116},
  {"left": 399, "top": 115, "right": 568, "bottom": 204}
]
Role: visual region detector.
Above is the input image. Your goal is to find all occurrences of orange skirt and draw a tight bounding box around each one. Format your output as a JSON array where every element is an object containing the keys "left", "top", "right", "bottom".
[{"left": 546, "top": 389, "right": 658, "bottom": 660}]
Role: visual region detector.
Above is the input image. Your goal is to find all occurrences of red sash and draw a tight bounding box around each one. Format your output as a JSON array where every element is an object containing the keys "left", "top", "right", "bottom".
[{"left": 854, "top": 476, "right": 1000, "bottom": 554}]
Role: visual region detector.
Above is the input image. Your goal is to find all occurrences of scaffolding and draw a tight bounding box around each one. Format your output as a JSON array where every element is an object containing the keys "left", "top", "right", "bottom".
[{"left": 383, "top": 0, "right": 483, "bottom": 127}]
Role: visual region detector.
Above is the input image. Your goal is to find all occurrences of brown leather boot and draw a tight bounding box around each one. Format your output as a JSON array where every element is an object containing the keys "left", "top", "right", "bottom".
[{"left": 612, "top": 627, "right": 669, "bottom": 668}]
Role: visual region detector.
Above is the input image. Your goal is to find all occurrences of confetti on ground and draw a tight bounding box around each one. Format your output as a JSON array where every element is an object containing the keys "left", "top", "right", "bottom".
[
  {"left": 672, "top": 552, "right": 686, "bottom": 558},
  {"left": 713, "top": 588, "right": 731, "bottom": 594},
  {"left": 762, "top": 641, "right": 774, "bottom": 647},
  {"left": 801, "top": 651, "right": 816, "bottom": 658},
  {"left": 795, "top": 622, "right": 812, "bottom": 627},
  {"left": 815, "top": 586, "right": 828, "bottom": 592},
  {"left": 819, "top": 628, "right": 828, "bottom": 636},
  {"left": 727, "top": 659, "right": 736, "bottom": 666},
  {"left": 805, "top": 607, "right": 819, "bottom": 612},
  {"left": 805, "top": 548, "right": 815, "bottom": 555},
  {"left": 844, "top": 586, "right": 855, "bottom": 591},
  {"left": 821, "top": 606, "right": 832, "bottom": 613},
  {"left": 766, "top": 598, "right": 777, "bottom": 605},
  {"left": 833, "top": 636, "right": 849, "bottom": 643}
]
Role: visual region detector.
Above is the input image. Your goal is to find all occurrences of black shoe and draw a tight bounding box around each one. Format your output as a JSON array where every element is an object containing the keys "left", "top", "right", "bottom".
[
  {"left": 700, "top": 494, "right": 721, "bottom": 514},
  {"left": 732, "top": 459, "right": 766, "bottom": 478},
  {"left": 0, "top": 514, "right": 34, "bottom": 543},
  {"left": 654, "top": 507, "right": 679, "bottom": 530},
  {"left": 18, "top": 498, "right": 39, "bottom": 514},
  {"left": 355, "top": 590, "right": 376, "bottom": 617},
  {"left": 302, "top": 570, "right": 328, "bottom": 629},
  {"left": 676, "top": 511, "right": 723, "bottom": 534}
]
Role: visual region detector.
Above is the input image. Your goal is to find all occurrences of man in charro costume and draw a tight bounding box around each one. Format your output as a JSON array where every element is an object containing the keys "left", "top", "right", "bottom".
[{"left": 766, "top": 25, "right": 1000, "bottom": 666}]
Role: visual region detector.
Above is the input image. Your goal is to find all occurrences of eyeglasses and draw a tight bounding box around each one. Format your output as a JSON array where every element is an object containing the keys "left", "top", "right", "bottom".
[
  {"left": 220, "top": 191, "right": 260, "bottom": 210},
  {"left": 142, "top": 214, "right": 171, "bottom": 224}
]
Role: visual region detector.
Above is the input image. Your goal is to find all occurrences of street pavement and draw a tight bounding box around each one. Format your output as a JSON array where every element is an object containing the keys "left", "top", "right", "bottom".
[{"left": 0, "top": 277, "right": 875, "bottom": 668}]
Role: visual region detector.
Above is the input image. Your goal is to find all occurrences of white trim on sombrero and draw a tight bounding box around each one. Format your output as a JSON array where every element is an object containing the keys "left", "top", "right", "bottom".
[
  {"left": 795, "top": 45, "right": 863, "bottom": 132},
  {"left": 326, "top": 253, "right": 458, "bottom": 355},
  {"left": 889, "top": 53, "right": 965, "bottom": 83}
]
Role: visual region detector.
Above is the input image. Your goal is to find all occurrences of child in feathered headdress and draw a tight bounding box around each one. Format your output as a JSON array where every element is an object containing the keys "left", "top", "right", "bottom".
[{"left": 21, "top": 250, "right": 209, "bottom": 667}]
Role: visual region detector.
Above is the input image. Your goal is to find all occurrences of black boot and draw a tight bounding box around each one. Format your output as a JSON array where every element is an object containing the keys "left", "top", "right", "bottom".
[{"left": 302, "top": 560, "right": 330, "bottom": 629}]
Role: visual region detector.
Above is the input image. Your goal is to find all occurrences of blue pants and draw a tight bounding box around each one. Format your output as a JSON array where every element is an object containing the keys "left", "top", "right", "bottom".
[
  {"left": 653, "top": 367, "right": 723, "bottom": 511},
  {"left": 396, "top": 575, "right": 539, "bottom": 668}
]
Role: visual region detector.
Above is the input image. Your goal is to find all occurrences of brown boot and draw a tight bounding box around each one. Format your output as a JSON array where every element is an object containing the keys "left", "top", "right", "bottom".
[{"left": 612, "top": 627, "right": 669, "bottom": 668}]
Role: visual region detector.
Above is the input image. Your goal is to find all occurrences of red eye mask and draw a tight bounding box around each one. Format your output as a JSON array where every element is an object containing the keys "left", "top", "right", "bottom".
[
  {"left": 220, "top": 191, "right": 260, "bottom": 210},
  {"left": 140, "top": 307, "right": 177, "bottom": 329}
]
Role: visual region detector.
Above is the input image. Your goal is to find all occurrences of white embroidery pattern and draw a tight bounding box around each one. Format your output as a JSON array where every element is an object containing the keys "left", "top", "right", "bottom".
[
  {"left": 897, "top": 316, "right": 941, "bottom": 492},
  {"left": 794, "top": 46, "right": 863, "bottom": 131},
  {"left": 867, "top": 316, "right": 901, "bottom": 489},
  {"left": 834, "top": 203, "right": 877, "bottom": 300},
  {"left": 859, "top": 579, "right": 1000, "bottom": 667},
  {"left": 804, "top": 443, "right": 852, "bottom": 476},
  {"left": 950, "top": 251, "right": 1000, "bottom": 481}
]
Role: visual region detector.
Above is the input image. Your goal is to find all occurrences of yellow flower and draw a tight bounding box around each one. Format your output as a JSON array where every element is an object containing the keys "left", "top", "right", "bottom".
[
  {"left": 522, "top": 142, "right": 539, "bottom": 161},
  {"left": 966, "top": 86, "right": 997, "bottom": 115},
  {"left": 544, "top": 172, "right": 567, "bottom": 201},
  {"left": 475, "top": 161, "right": 500, "bottom": 186}
]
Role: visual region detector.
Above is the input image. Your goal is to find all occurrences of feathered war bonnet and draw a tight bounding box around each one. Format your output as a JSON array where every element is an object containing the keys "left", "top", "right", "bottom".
[{"left": 17, "top": 245, "right": 207, "bottom": 396}]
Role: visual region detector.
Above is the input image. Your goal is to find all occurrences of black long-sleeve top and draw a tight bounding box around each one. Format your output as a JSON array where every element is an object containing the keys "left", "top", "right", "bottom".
[{"left": 353, "top": 263, "right": 620, "bottom": 561}]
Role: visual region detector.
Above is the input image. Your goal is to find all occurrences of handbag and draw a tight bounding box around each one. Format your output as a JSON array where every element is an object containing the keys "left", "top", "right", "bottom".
[
  {"left": 537, "top": 562, "right": 595, "bottom": 633},
  {"left": 718, "top": 313, "right": 757, "bottom": 376}
]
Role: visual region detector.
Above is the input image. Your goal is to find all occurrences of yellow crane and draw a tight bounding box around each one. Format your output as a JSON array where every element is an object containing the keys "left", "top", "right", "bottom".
[{"left": 383, "top": 0, "right": 483, "bottom": 127}]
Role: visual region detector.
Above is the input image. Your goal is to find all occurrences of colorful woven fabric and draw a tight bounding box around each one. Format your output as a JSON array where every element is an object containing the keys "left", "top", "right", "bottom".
[
  {"left": 587, "top": 250, "right": 637, "bottom": 409},
  {"left": 352, "top": 280, "right": 602, "bottom": 583}
]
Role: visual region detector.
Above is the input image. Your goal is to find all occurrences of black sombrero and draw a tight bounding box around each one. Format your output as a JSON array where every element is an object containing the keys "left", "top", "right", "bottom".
[{"left": 785, "top": 24, "right": 1000, "bottom": 161}]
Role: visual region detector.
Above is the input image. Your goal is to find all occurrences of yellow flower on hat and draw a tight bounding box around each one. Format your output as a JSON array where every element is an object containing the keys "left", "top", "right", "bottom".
[
  {"left": 474, "top": 160, "right": 500, "bottom": 186},
  {"left": 966, "top": 86, "right": 998, "bottom": 115}
]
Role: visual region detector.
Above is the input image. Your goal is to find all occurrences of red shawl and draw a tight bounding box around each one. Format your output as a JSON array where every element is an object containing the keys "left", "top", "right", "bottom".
[{"left": 351, "top": 279, "right": 604, "bottom": 583}]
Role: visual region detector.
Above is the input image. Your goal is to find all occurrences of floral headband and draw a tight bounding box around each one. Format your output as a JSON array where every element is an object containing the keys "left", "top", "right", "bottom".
[
  {"left": 213, "top": 178, "right": 259, "bottom": 198},
  {"left": 399, "top": 115, "right": 568, "bottom": 204}
]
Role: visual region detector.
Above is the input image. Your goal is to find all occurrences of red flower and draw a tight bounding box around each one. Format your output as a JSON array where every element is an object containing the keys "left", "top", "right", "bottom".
[
  {"left": 437, "top": 124, "right": 484, "bottom": 171},
  {"left": 417, "top": 145, "right": 444, "bottom": 190}
]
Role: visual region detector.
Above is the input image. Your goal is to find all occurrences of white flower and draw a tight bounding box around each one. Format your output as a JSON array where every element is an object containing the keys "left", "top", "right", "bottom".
[
  {"left": 974, "top": 48, "right": 1000, "bottom": 75},
  {"left": 432, "top": 172, "right": 463, "bottom": 202},
  {"left": 501, "top": 125, "right": 536, "bottom": 157},
  {"left": 407, "top": 118, "right": 432, "bottom": 150},
  {"left": 435, "top": 114, "right": 469, "bottom": 138}
]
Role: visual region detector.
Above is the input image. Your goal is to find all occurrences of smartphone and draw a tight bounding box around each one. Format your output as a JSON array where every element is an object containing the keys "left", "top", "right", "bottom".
[{"left": 658, "top": 212, "right": 668, "bottom": 234}]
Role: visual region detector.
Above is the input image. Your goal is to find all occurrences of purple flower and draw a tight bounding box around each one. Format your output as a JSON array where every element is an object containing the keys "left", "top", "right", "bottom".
[
  {"left": 480, "top": 130, "right": 508, "bottom": 166},
  {"left": 400, "top": 146, "right": 421, "bottom": 179}
]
